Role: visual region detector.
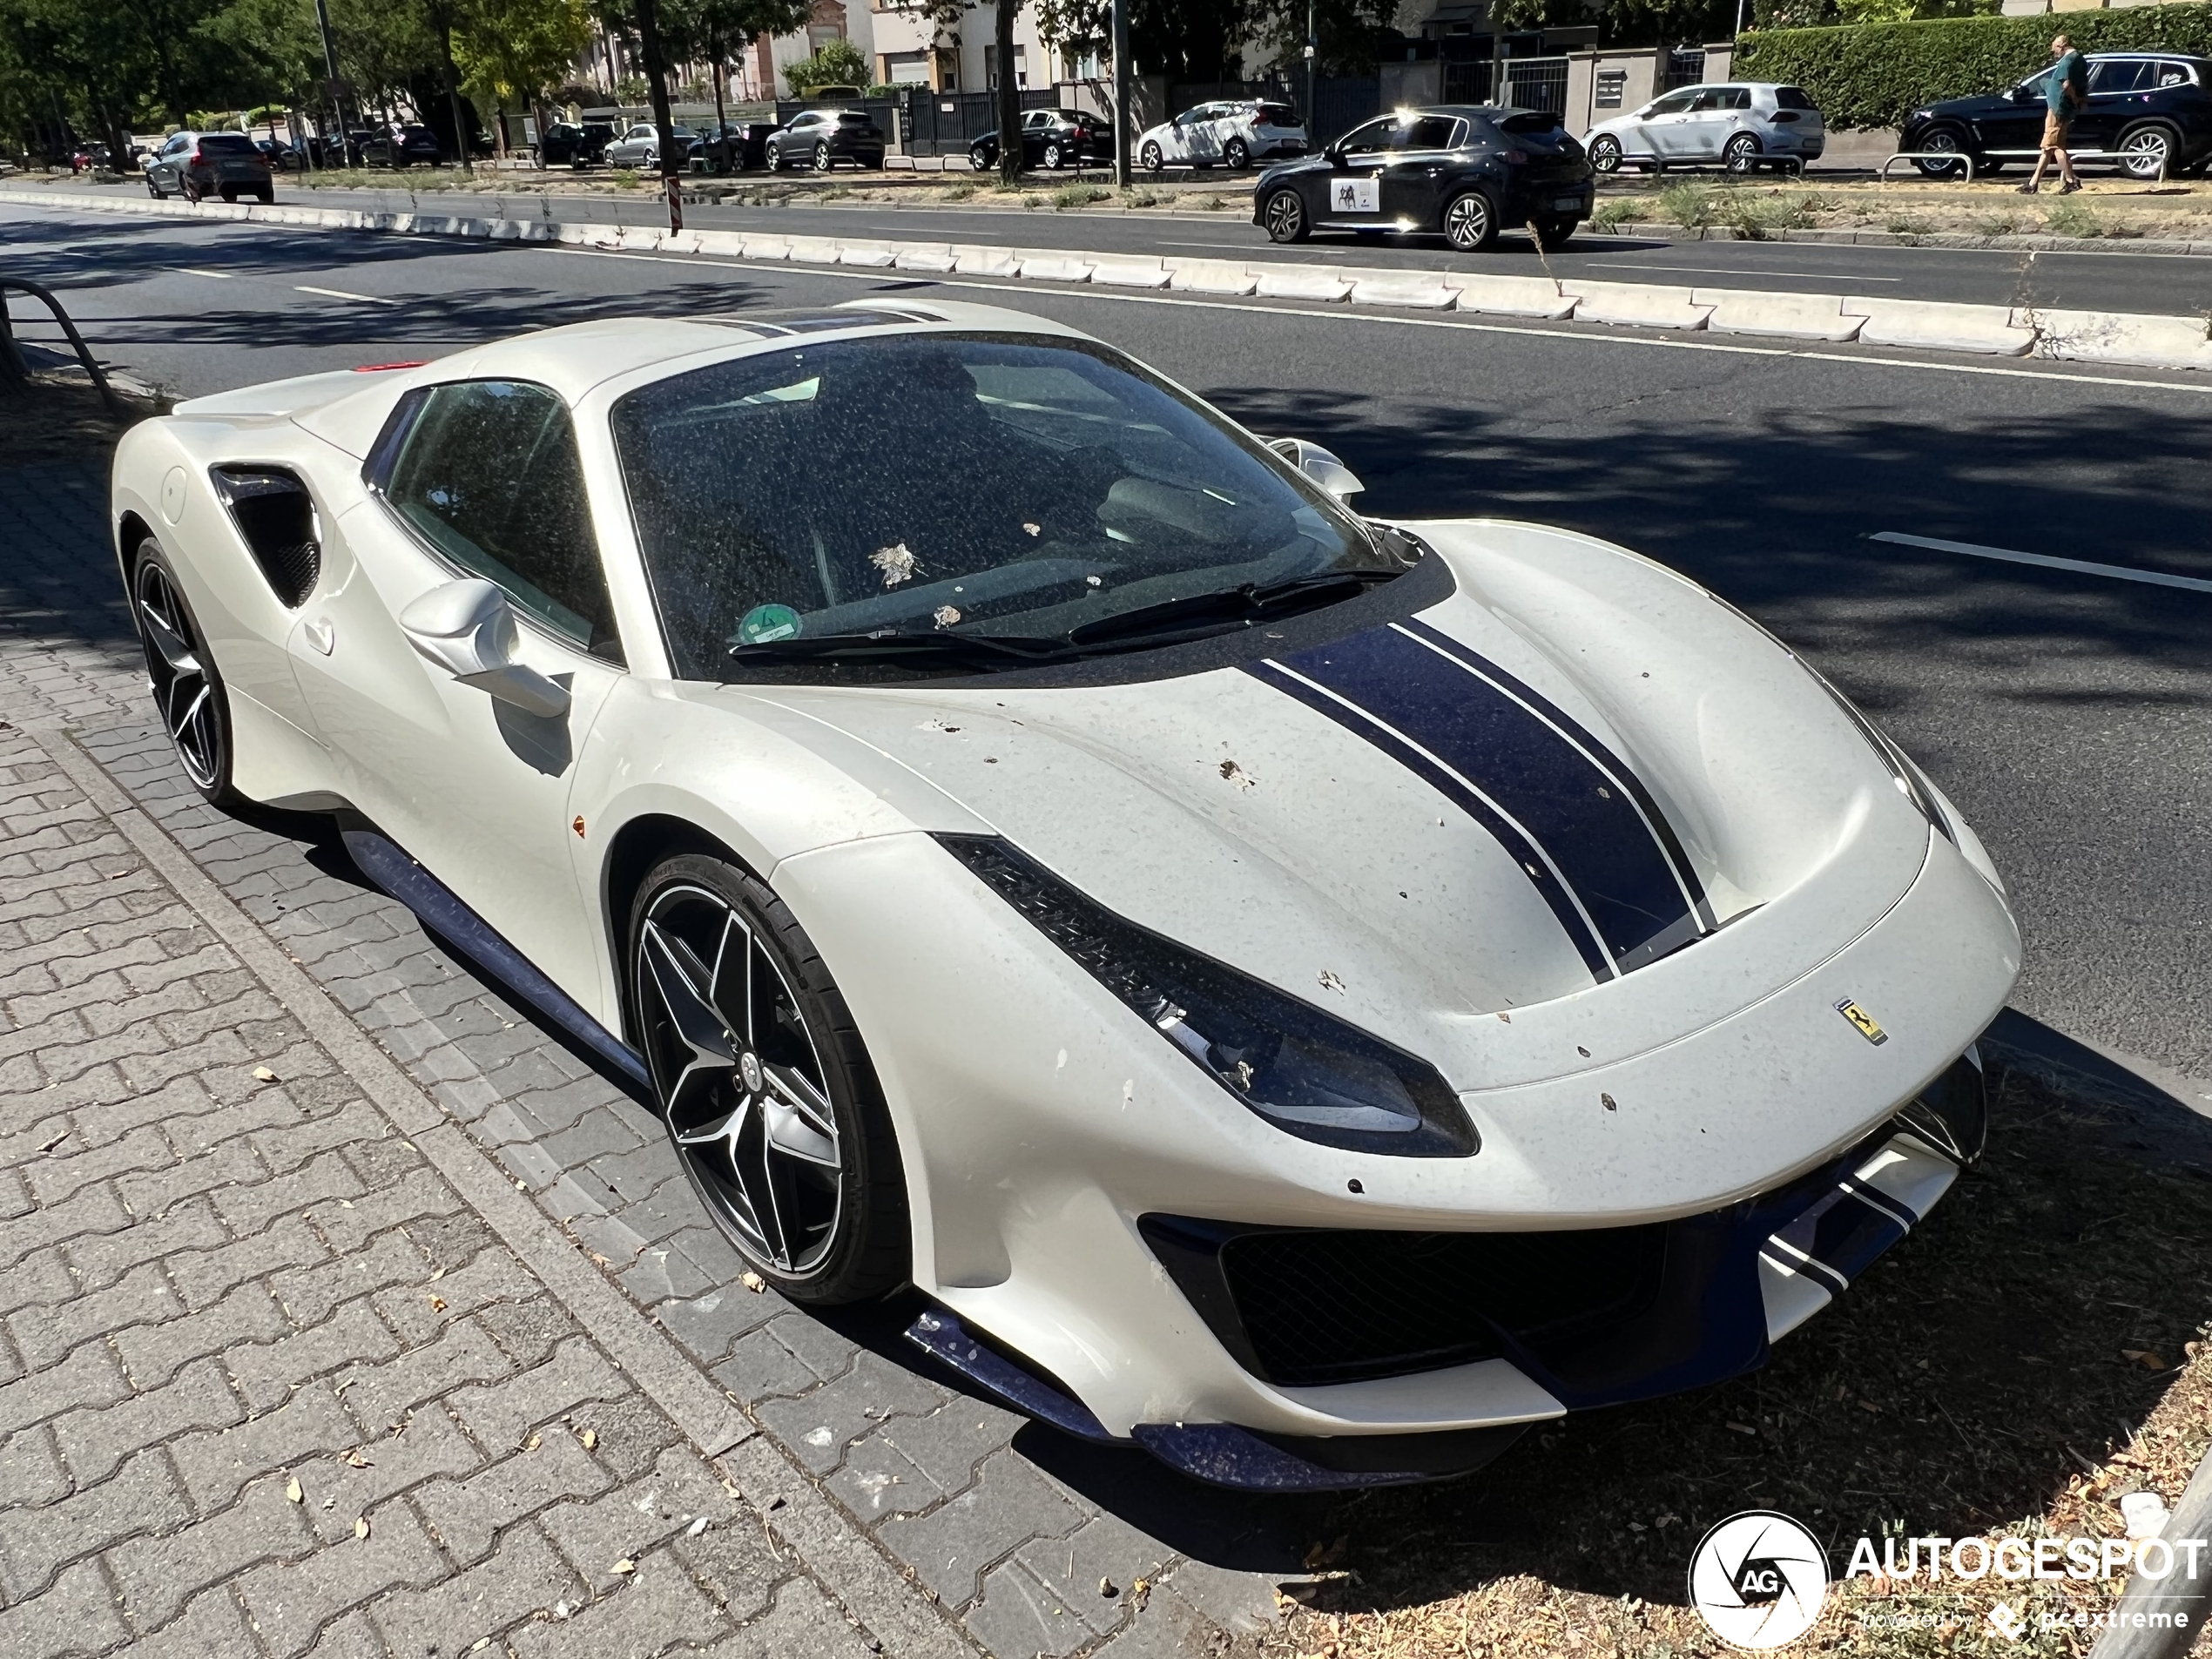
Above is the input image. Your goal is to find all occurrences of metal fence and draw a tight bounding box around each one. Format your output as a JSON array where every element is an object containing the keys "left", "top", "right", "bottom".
[
  {"left": 1662, "top": 49, "right": 1707, "bottom": 91},
  {"left": 1501, "top": 57, "right": 1569, "bottom": 115},
  {"left": 895, "top": 86, "right": 1063, "bottom": 157}
]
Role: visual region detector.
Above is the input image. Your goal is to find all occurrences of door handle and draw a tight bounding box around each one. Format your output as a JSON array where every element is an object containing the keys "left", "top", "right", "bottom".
[{"left": 303, "top": 618, "right": 334, "bottom": 655}]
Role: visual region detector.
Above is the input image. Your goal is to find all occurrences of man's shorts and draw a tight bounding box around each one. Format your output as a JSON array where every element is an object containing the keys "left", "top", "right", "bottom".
[{"left": 2043, "top": 111, "right": 2073, "bottom": 149}]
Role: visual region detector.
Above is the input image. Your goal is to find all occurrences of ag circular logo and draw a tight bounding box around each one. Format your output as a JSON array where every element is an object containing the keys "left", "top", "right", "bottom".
[{"left": 1687, "top": 1510, "right": 1830, "bottom": 1650}]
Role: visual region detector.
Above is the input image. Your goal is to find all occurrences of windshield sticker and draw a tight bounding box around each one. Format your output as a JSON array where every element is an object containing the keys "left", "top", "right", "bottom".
[
  {"left": 738, "top": 603, "right": 802, "bottom": 644},
  {"left": 933, "top": 604, "right": 962, "bottom": 629},
  {"left": 1331, "top": 178, "right": 1379, "bottom": 214},
  {"left": 870, "top": 542, "right": 920, "bottom": 586}
]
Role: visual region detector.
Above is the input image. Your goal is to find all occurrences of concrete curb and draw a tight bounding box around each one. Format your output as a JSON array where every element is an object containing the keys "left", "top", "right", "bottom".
[{"left": 22, "top": 187, "right": 2212, "bottom": 372}]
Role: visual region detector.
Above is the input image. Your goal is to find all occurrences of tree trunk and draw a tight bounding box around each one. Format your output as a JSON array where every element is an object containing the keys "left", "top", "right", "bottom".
[
  {"left": 995, "top": 0, "right": 1021, "bottom": 186},
  {"left": 632, "top": 0, "right": 684, "bottom": 227},
  {"left": 711, "top": 54, "right": 727, "bottom": 171},
  {"left": 439, "top": 23, "right": 472, "bottom": 172}
]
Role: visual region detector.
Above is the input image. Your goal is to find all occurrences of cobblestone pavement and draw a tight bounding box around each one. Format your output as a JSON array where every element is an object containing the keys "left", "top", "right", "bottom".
[{"left": 0, "top": 458, "right": 1302, "bottom": 1658}]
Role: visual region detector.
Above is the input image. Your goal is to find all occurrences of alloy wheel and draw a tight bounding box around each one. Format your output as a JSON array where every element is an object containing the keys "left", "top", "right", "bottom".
[
  {"left": 1445, "top": 190, "right": 1494, "bottom": 252},
  {"left": 1589, "top": 135, "right": 1621, "bottom": 173},
  {"left": 1724, "top": 134, "right": 1759, "bottom": 173},
  {"left": 1264, "top": 188, "right": 1306, "bottom": 242},
  {"left": 2120, "top": 126, "right": 2173, "bottom": 180},
  {"left": 1915, "top": 129, "right": 1966, "bottom": 179},
  {"left": 1225, "top": 138, "right": 1249, "bottom": 169},
  {"left": 1044, "top": 141, "right": 1063, "bottom": 170},
  {"left": 636, "top": 882, "right": 844, "bottom": 1276},
  {"left": 814, "top": 140, "right": 832, "bottom": 171},
  {"left": 133, "top": 556, "right": 225, "bottom": 792},
  {"left": 1141, "top": 140, "right": 1163, "bottom": 173}
]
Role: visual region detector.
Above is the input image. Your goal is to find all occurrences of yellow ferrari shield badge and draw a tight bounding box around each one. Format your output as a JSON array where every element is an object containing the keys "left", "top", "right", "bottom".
[{"left": 1834, "top": 997, "right": 1887, "bottom": 1046}]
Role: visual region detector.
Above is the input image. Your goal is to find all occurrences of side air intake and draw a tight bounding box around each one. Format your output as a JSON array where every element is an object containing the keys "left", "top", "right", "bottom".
[{"left": 211, "top": 468, "right": 320, "bottom": 607}]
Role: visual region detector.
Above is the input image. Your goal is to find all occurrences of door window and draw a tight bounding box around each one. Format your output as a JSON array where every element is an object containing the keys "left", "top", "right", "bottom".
[
  {"left": 380, "top": 381, "right": 620, "bottom": 659},
  {"left": 2156, "top": 61, "right": 2195, "bottom": 88},
  {"left": 1394, "top": 116, "right": 1462, "bottom": 150},
  {"left": 2089, "top": 60, "right": 2149, "bottom": 95},
  {"left": 1690, "top": 88, "right": 1749, "bottom": 111},
  {"left": 1337, "top": 117, "right": 1398, "bottom": 155},
  {"left": 1645, "top": 89, "right": 1699, "bottom": 117}
]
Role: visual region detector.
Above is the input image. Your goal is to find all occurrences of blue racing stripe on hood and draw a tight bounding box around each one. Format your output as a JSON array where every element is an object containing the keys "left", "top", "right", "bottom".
[{"left": 1261, "top": 624, "right": 1703, "bottom": 974}]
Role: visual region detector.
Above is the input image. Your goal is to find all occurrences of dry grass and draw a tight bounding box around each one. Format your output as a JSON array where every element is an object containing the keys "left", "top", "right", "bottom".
[
  {"left": 1258, "top": 1061, "right": 2212, "bottom": 1659},
  {"left": 1595, "top": 174, "right": 2212, "bottom": 242}
]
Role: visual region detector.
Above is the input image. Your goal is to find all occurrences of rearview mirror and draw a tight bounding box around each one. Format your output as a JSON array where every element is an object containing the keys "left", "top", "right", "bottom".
[
  {"left": 398, "top": 579, "right": 571, "bottom": 718},
  {"left": 1266, "top": 436, "right": 1365, "bottom": 500}
]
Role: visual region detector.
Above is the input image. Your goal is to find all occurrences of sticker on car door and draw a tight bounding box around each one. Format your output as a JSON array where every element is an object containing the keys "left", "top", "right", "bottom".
[{"left": 1330, "top": 178, "right": 1379, "bottom": 213}]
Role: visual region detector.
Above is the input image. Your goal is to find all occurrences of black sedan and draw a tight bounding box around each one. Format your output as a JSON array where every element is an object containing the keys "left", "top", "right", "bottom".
[
  {"left": 536, "top": 121, "right": 614, "bottom": 169},
  {"left": 1900, "top": 51, "right": 2212, "bottom": 180},
  {"left": 968, "top": 107, "right": 1111, "bottom": 172},
  {"left": 361, "top": 124, "right": 444, "bottom": 168},
  {"left": 765, "top": 109, "right": 884, "bottom": 172},
  {"left": 688, "top": 120, "right": 777, "bottom": 172},
  {"left": 1255, "top": 105, "right": 1593, "bottom": 253}
]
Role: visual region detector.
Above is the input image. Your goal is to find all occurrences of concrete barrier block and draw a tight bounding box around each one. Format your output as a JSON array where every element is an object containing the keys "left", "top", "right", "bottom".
[
  {"left": 786, "top": 235, "right": 844, "bottom": 264},
  {"left": 1693, "top": 287, "right": 1865, "bottom": 342},
  {"left": 838, "top": 240, "right": 898, "bottom": 266},
  {"left": 691, "top": 230, "right": 748, "bottom": 257},
  {"left": 738, "top": 233, "right": 792, "bottom": 260},
  {"left": 2025, "top": 307, "right": 2212, "bottom": 371},
  {"left": 1017, "top": 252, "right": 1096, "bottom": 283},
  {"left": 660, "top": 228, "right": 701, "bottom": 254},
  {"left": 1448, "top": 273, "right": 1575, "bottom": 320},
  {"left": 1567, "top": 280, "right": 1712, "bottom": 330},
  {"left": 1089, "top": 256, "right": 1170, "bottom": 288},
  {"left": 893, "top": 243, "right": 960, "bottom": 273},
  {"left": 613, "top": 224, "right": 663, "bottom": 251},
  {"left": 487, "top": 218, "right": 524, "bottom": 241},
  {"left": 1254, "top": 266, "right": 1352, "bottom": 301},
  {"left": 1844, "top": 297, "right": 2030, "bottom": 355},
  {"left": 1348, "top": 271, "right": 1460, "bottom": 308},
  {"left": 952, "top": 245, "right": 1020, "bottom": 276},
  {"left": 1166, "top": 259, "right": 1258, "bottom": 295}
]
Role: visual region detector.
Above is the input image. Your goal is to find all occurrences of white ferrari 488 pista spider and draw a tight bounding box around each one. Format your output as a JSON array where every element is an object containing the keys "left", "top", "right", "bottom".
[{"left": 111, "top": 300, "right": 2019, "bottom": 1489}]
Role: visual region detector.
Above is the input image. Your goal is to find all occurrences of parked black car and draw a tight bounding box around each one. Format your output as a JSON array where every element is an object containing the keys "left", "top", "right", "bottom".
[
  {"left": 1900, "top": 52, "right": 2212, "bottom": 179},
  {"left": 361, "top": 124, "right": 444, "bottom": 168},
  {"left": 765, "top": 108, "right": 884, "bottom": 172},
  {"left": 536, "top": 120, "right": 615, "bottom": 169},
  {"left": 967, "top": 107, "right": 1111, "bottom": 172},
  {"left": 145, "top": 131, "right": 274, "bottom": 203},
  {"left": 688, "top": 120, "right": 777, "bottom": 172},
  {"left": 254, "top": 138, "right": 307, "bottom": 172},
  {"left": 1254, "top": 105, "right": 1593, "bottom": 252}
]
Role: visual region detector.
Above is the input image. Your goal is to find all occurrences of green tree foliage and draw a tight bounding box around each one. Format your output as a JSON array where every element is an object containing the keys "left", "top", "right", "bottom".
[
  {"left": 454, "top": 0, "right": 591, "bottom": 143},
  {"left": 782, "top": 34, "right": 867, "bottom": 92},
  {"left": 1737, "top": 2, "right": 2212, "bottom": 130}
]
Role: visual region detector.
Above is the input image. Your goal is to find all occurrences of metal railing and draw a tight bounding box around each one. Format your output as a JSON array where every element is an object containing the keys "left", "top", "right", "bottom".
[
  {"left": 0, "top": 276, "right": 124, "bottom": 418},
  {"left": 1879, "top": 151, "right": 1979, "bottom": 183}
]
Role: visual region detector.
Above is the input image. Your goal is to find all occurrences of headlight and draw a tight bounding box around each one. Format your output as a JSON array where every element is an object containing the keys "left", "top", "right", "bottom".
[{"left": 935, "top": 834, "right": 1478, "bottom": 1158}]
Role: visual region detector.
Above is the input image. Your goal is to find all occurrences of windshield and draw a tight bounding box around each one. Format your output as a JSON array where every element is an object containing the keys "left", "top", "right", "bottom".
[{"left": 612, "top": 332, "right": 1388, "bottom": 678}]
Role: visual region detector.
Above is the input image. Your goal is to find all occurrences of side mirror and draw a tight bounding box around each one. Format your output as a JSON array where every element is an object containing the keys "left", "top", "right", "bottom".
[
  {"left": 1266, "top": 436, "right": 1365, "bottom": 500},
  {"left": 398, "top": 579, "right": 570, "bottom": 718}
]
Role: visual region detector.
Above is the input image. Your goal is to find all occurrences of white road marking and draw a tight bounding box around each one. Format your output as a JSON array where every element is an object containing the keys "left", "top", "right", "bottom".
[
  {"left": 1603, "top": 261, "right": 1903, "bottom": 283},
  {"left": 173, "top": 266, "right": 233, "bottom": 279},
  {"left": 545, "top": 244, "right": 2212, "bottom": 396},
  {"left": 1870, "top": 532, "right": 2212, "bottom": 595},
  {"left": 294, "top": 284, "right": 395, "bottom": 305}
]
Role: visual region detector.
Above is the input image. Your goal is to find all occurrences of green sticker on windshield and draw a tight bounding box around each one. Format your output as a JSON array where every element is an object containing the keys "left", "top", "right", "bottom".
[{"left": 738, "top": 604, "right": 802, "bottom": 644}]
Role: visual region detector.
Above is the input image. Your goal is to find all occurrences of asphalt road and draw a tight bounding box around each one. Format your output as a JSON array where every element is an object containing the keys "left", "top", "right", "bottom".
[
  {"left": 17, "top": 176, "right": 2212, "bottom": 314},
  {"left": 9, "top": 192, "right": 2211, "bottom": 1089}
]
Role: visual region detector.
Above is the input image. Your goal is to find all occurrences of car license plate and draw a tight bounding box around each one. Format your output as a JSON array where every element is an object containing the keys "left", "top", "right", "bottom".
[
  {"left": 1553, "top": 195, "right": 1584, "bottom": 211},
  {"left": 1330, "top": 179, "right": 1379, "bottom": 214}
]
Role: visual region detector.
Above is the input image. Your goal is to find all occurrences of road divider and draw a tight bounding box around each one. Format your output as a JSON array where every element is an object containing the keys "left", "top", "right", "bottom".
[{"left": 21, "top": 188, "right": 2212, "bottom": 374}]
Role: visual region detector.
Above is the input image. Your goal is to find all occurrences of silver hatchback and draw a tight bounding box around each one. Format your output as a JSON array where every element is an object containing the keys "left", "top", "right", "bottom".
[{"left": 1584, "top": 83, "right": 1826, "bottom": 175}]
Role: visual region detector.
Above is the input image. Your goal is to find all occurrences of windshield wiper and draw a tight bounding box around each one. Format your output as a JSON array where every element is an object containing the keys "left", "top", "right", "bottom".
[
  {"left": 1062, "top": 569, "right": 1403, "bottom": 648},
  {"left": 725, "top": 629, "right": 1072, "bottom": 667}
]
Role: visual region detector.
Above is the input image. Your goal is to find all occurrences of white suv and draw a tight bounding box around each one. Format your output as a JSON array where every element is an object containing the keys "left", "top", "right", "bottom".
[
  {"left": 1136, "top": 99, "right": 1308, "bottom": 172},
  {"left": 1584, "top": 83, "right": 1825, "bottom": 174}
]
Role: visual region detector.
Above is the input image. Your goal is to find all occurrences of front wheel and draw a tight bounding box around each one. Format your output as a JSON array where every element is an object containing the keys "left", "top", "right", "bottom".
[
  {"left": 766, "top": 144, "right": 786, "bottom": 172},
  {"left": 814, "top": 140, "right": 832, "bottom": 172},
  {"left": 1443, "top": 188, "right": 1497, "bottom": 253},
  {"left": 1224, "top": 137, "right": 1250, "bottom": 169},
  {"left": 1723, "top": 132, "right": 1761, "bottom": 174},
  {"left": 146, "top": 176, "right": 165, "bottom": 199},
  {"left": 630, "top": 854, "right": 909, "bottom": 1305},
  {"left": 1912, "top": 127, "right": 1969, "bottom": 179},
  {"left": 1042, "top": 140, "right": 1064, "bottom": 170},
  {"left": 1588, "top": 134, "right": 1622, "bottom": 173},
  {"left": 2117, "top": 123, "right": 2179, "bottom": 181},
  {"left": 1140, "top": 139, "right": 1163, "bottom": 173},
  {"left": 132, "top": 542, "right": 238, "bottom": 808},
  {"left": 1263, "top": 186, "right": 1309, "bottom": 243}
]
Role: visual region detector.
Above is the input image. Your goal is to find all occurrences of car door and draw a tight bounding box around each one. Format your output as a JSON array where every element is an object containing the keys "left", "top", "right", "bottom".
[
  {"left": 284, "top": 379, "right": 625, "bottom": 995},
  {"left": 1316, "top": 115, "right": 1396, "bottom": 224},
  {"left": 1629, "top": 89, "right": 1700, "bottom": 158},
  {"left": 1020, "top": 109, "right": 1052, "bottom": 164},
  {"left": 1181, "top": 105, "right": 1225, "bottom": 165},
  {"left": 154, "top": 133, "right": 192, "bottom": 191},
  {"left": 2077, "top": 57, "right": 2148, "bottom": 153},
  {"left": 1380, "top": 114, "right": 1463, "bottom": 228}
]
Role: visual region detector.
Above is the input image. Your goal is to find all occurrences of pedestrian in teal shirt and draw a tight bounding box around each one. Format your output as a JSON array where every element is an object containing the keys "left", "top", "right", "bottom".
[{"left": 2021, "top": 34, "right": 2087, "bottom": 193}]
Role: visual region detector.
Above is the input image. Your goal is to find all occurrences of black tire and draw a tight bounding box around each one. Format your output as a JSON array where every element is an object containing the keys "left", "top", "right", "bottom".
[
  {"left": 1912, "top": 125, "right": 1970, "bottom": 179},
  {"left": 181, "top": 178, "right": 202, "bottom": 204},
  {"left": 1723, "top": 132, "right": 1761, "bottom": 174},
  {"left": 1263, "top": 186, "right": 1309, "bottom": 242},
  {"left": 1224, "top": 137, "right": 1250, "bottom": 169},
  {"left": 1534, "top": 218, "right": 1576, "bottom": 252},
  {"left": 629, "top": 853, "right": 909, "bottom": 1305},
  {"left": 255, "top": 185, "right": 273, "bottom": 205},
  {"left": 2117, "top": 121, "right": 2181, "bottom": 181},
  {"left": 131, "top": 540, "right": 239, "bottom": 808},
  {"left": 1043, "top": 139, "right": 1064, "bottom": 170},
  {"left": 766, "top": 142, "right": 786, "bottom": 172},
  {"left": 1443, "top": 187, "right": 1498, "bottom": 252},
  {"left": 1588, "top": 134, "right": 1622, "bottom": 174},
  {"left": 968, "top": 143, "right": 993, "bottom": 172},
  {"left": 146, "top": 176, "right": 165, "bottom": 199},
  {"left": 1140, "top": 139, "right": 1163, "bottom": 173},
  {"left": 813, "top": 139, "right": 832, "bottom": 172}
]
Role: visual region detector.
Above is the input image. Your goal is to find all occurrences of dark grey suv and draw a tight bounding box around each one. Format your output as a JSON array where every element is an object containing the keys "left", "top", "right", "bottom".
[
  {"left": 765, "top": 109, "right": 885, "bottom": 172},
  {"left": 145, "top": 131, "right": 273, "bottom": 203}
]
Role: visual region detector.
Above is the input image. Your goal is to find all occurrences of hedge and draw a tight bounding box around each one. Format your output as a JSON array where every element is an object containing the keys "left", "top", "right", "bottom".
[{"left": 1735, "top": 3, "right": 2212, "bottom": 130}]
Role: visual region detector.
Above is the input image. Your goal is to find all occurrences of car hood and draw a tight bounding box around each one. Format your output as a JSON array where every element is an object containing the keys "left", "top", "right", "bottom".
[
  {"left": 1918, "top": 93, "right": 2019, "bottom": 121},
  {"left": 718, "top": 522, "right": 1941, "bottom": 1094}
]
